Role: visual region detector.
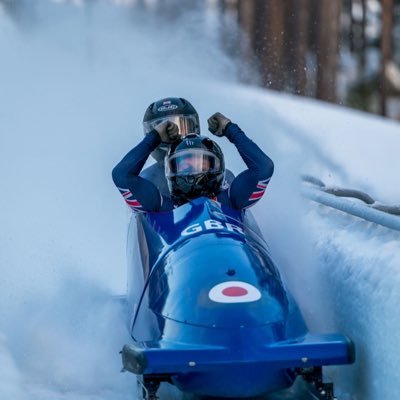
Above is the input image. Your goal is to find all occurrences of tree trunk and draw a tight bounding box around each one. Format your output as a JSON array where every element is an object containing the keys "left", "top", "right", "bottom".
[
  {"left": 349, "top": 0, "right": 355, "bottom": 53},
  {"left": 253, "top": 0, "right": 285, "bottom": 90},
  {"left": 380, "top": 0, "right": 394, "bottom": 116},
  {"left": 217, "top": 0, "right": 226, "bottom": 13},
  {"left": 316, "top": 0, "right": 342, "bottom": 102},
  {"left": 360, "top": 0, "right": 367, "bottom": 73},
  {"left": 292, "top": 0, "right": 310, "bottom": 95},
  {"left": 238, "top": 0, "right": 256, "bottom": 51}
]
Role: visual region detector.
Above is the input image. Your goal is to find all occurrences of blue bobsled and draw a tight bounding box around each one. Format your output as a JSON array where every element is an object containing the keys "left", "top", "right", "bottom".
[{"left": 121, "top": 198, "right": 354, "bottom": 399}]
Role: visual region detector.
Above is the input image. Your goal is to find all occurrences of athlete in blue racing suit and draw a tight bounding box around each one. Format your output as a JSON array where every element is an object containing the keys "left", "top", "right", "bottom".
[{"left": 112, "top": 112, "right": 274, "bottom": 212}]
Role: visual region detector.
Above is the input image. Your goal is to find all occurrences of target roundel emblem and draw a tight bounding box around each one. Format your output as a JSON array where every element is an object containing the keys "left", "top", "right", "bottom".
[{"left": 209, "top": 281, "right": 261, "bottom": 303}]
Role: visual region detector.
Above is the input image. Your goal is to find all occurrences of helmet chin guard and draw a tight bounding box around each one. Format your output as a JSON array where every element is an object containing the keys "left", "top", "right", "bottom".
[{"left": 166, "top": 135, "right": 225, "bottom": 203}]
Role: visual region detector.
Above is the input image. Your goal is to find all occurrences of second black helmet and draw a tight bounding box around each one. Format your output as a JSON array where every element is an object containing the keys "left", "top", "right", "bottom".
[{"left": 143, "top": 97, "right": 200, "bottom": 161}]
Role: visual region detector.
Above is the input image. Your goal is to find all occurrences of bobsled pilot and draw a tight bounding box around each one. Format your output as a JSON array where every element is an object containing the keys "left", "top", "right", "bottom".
[{"left": 112, "top": 101, "right": 274, "bottom": 212}]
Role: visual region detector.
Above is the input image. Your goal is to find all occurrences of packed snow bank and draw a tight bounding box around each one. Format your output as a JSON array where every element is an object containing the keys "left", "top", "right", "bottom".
[
  {"left": 305, "top": 206, "right": 400, "bottom": 400},
  {"left": 253, "top": 88, "right": 400, "bottom": 203}
]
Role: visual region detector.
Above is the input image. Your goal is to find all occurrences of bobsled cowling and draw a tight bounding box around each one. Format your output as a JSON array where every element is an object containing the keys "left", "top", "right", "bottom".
[{"left": 122, "top": 197, "right": 354, "bottom": 398}]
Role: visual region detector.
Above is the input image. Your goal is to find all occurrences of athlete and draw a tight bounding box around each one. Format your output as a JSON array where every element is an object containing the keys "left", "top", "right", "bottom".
[{"left": 112, "top": 106, "right": 274, "bottom": 212}]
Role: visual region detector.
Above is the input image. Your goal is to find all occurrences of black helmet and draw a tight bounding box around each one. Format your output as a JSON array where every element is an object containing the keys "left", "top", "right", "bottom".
[
  {"left": 143, "top": 97, "right": 200, "bottom": 162},
  {"left": 166, "top": 134, "right": 225, "bottom": 204}
]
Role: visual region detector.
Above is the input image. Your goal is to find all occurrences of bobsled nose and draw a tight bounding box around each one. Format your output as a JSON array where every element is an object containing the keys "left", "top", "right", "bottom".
[{"left": 142, "top": 237, "right": 289, "bottom": 330}]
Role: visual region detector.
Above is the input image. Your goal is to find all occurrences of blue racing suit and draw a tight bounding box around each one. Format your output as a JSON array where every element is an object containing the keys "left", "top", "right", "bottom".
[{"left": 112, "top": 123, "right": 274, "bottom": 212}]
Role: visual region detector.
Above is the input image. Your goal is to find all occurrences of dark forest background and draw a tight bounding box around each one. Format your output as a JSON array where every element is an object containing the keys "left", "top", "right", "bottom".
[
  {"left": 2, "top": 0, "right": 400, "bottom": 120},
  {"left": 218, "top": 0, "right": 400, "bottom": 120}
]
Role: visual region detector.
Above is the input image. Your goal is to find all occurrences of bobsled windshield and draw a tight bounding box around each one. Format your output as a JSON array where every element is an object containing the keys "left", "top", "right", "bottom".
[
  {"left": 143, "top": 114, "right": 199, "bottom": 136},
  {"left": 166, "top": 149, "right": 221, "bottom": 177}
]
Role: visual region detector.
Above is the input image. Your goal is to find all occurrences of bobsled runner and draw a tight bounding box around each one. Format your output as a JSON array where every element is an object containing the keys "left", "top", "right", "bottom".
[{"left": 120, "top": 197, "right": 354, "bottom": 399}]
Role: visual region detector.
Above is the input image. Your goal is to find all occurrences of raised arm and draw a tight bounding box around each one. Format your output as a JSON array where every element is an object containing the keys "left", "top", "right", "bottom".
[
  {"left": 112, "top": 131, "right": 164, "bottom": 212},
  {"left": 112, "top": 121, "right": 180, "bottom": 212},
  {"left": 226, "top": 123, "right": 273, "bottom": 209},
  {"left": 208, "top": 113, "right": 274, "bottom": 209}
]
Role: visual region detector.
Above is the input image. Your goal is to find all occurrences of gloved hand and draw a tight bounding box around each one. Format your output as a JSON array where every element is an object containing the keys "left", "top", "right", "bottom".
[
  {"left": 207, "top": 112, "right": 231, "bottom": 136},
  {"left": 155, "top": 121, "right": 180, "bottom": 143}
]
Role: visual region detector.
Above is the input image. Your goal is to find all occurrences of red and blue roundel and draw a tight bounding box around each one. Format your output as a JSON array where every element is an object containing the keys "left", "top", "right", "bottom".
[{"left": 209, "top": 281, "right": 261, "bottom": 303}]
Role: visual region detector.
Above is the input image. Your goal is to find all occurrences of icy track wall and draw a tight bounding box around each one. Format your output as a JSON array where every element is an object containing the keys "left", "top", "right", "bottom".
[{"left": 0, "top": 2, "right": 253, "bottom": 399}]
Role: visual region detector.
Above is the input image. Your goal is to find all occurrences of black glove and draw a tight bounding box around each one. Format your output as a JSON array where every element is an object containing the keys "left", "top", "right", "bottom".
[
  {"left": 207, "top": 112, "right": 231, "bottom": 137},
  {"left": 155, "top": 121, "right": 180, "bottom": 143}
]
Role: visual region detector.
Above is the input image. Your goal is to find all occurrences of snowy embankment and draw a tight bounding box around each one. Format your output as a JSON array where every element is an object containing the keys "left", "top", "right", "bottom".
[{"left": 1, "top": 2, "right": 399, "bottom": 400}]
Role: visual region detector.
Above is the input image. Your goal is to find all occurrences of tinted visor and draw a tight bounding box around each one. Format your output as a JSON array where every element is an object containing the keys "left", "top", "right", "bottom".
[
  {"left": 166, "top": 149, "right": 221, "bottom": 177},
  {"left": 143, "top": 114, "right": 199, "bottom": 136}
]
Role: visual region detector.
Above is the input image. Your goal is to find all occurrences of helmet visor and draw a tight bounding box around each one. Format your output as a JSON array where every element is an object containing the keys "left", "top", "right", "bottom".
[
  {"left": 143, "top": 114, "right": 199, "bottom": 136},
  {"left": 166, "top": 149, "right": 221, "bottom": 177}
]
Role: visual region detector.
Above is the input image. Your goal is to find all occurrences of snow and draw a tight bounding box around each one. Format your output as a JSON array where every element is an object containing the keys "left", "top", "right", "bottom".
[{"left": 1, "top": 1, "right": 400, "bottom": 399}]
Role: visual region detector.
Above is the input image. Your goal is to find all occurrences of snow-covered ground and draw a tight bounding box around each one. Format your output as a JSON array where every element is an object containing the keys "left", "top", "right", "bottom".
[{"left": 1, "top": 1, "right": 399, "bottom": 399}]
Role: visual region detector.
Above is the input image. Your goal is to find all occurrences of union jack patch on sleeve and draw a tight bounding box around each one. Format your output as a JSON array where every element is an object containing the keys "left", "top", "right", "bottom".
[
  {"left": 248, "top": 178, "right": 271, "bottom": 202},
  {"left": 117, "top": 187, "right": 143, "bottom": 211}
]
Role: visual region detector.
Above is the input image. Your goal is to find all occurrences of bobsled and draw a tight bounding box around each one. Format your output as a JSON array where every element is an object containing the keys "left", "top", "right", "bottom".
[{"left": 120, "top": 197, "right": 354, "bottom": 399}]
